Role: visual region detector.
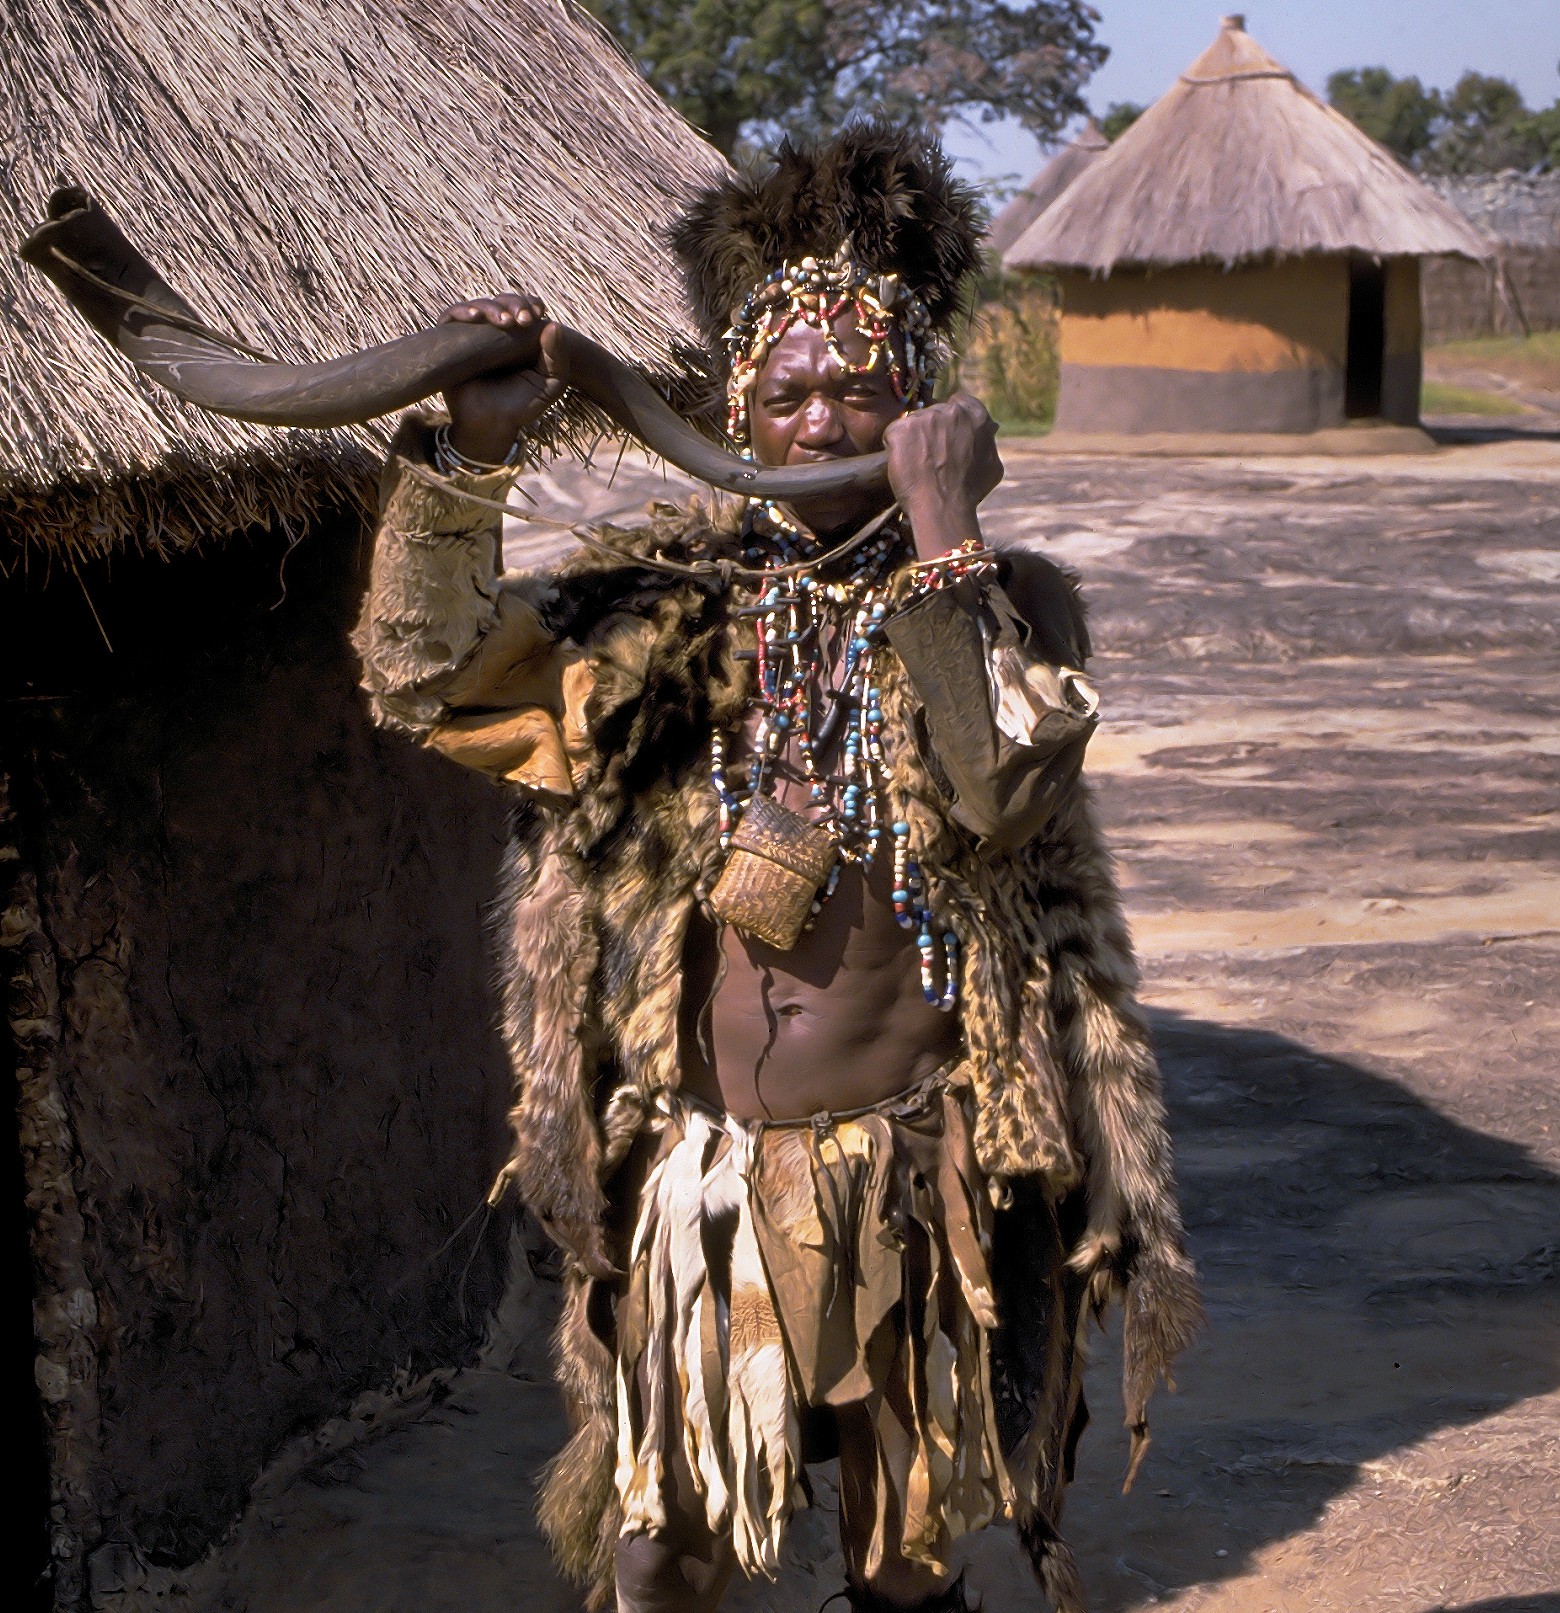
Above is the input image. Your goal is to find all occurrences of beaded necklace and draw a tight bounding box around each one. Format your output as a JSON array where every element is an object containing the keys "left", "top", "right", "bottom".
[
  {"left": 709, "top": 502, "right": 992, "bottom": 1010},
  {"left": 709, "top": 242, "right": 978, "bottom": 1007}
]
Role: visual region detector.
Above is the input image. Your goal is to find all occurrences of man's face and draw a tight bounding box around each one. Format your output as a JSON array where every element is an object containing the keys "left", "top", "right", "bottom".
[{"left": 747, "top": 314, "right": 908, "bottom": 537}]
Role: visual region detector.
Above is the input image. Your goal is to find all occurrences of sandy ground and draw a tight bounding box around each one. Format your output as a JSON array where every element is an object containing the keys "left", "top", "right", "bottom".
[{"left": 111, "top": 438, "right": 1560, "bottom": 1613}]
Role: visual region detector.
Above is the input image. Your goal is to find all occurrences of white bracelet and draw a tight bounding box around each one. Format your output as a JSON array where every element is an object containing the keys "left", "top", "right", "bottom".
[{"left": 433, "top": 421, "right": 522, "bottom": 477}]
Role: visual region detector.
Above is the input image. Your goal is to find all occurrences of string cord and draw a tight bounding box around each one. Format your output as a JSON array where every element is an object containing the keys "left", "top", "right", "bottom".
[{"left": 398, "top": 455, "right": 906, "bottom": 583}]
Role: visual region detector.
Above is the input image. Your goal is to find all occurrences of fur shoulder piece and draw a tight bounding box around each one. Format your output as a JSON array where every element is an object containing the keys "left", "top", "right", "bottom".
[
  {"left": 532, "top": 498, "right": 743, "bottom": 640},
  {"left": 669, "top": 121, "right": 985, "bottom": 349}
]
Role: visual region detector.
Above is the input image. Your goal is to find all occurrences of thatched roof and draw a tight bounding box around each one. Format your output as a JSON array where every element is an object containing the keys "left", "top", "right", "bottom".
[
  {"left": 2, "top": 0, "right": 729, "bottom": 564},
  {"left": 1005, "top": 14, "right": 1491, "bottom": 276},
  {"left": 986, "top": 121, "right": 1108, "bottom": 260}
]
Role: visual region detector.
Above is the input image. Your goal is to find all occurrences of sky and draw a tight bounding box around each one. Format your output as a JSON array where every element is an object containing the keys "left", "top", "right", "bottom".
[{"left": 943, "top": 0, "right": 1560, "bottom": 190}]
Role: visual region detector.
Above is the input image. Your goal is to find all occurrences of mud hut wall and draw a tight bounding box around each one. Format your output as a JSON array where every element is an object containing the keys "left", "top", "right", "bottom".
[
  {"left": 3, "top": 511, "right": 520, "bottom": 1584},
  {"left": 1053, "top": 257, "right": 1350, "bottom": 433},
  {"left": 1382, "top": 256, "right": 1423, "bottom": 424}
]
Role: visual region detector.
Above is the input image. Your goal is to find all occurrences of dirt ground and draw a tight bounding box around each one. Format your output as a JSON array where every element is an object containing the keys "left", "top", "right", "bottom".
[{"left": 111, "top": 437, "right": 1560, "bottom": 1613}]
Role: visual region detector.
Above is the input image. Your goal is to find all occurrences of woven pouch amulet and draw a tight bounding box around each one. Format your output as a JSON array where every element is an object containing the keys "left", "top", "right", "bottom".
[{"left": 708, "top": 794, "right": 837, "bottom": 951}]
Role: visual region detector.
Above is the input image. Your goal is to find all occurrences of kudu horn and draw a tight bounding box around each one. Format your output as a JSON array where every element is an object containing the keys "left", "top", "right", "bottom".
[{"left": 19, "top": 188, "right": 889, "bottom": 500}]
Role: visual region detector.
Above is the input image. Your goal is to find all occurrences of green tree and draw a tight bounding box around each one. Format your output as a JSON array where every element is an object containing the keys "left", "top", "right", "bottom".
[
  {"left": 1097, "top": 100, "right": 1144, "bottom": 141},
  {"left": 581, "top": 0, "right": 1108, "bottom": 157},
  {"left": 1329, "top": 64, "right": 1560, "bottom": 174},
  {"left": 1515, "top": 101, "right": 1560, "bottom": 170},
  {"left": 1325, "top": 67, "right": 1440, "bottom": 166},
  {"left": 1431, "top": 71, "right": 1548, "bottom": 172}
]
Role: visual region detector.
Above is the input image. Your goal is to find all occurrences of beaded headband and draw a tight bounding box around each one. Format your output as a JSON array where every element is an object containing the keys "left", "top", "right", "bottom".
[{"left": 723, "top": 239, "right": 939, "bottom": 450}]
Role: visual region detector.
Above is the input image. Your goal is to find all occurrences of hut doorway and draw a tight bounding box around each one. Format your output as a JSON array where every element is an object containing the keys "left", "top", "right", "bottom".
[{"left": 1346, "top": 258, "right": 1387, "bottom": 418}]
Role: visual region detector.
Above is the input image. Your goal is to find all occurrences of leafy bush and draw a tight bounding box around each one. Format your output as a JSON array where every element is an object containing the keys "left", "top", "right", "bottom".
[{"left": 958, "top": 274, "right": 1061, "bottom": 433}]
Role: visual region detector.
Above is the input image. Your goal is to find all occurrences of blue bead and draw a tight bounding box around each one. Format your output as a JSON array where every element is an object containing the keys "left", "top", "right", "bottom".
[
  {"left": 892, "top": 820, "right": 909, "bottom": 835},
  {"left": 892, "top": 888, "right": 909, "bottom": 902}
]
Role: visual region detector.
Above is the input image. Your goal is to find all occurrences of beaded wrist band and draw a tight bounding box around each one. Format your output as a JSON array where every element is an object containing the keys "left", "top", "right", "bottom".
[
  {"left": 899, "top": 538, "right": 995, "bottom": 605},
  {"left": 433, "top": 421, "right": 523, "bottom": 478}
]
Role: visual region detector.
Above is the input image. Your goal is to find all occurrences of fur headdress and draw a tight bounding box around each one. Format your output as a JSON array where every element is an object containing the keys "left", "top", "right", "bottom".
[{"left": 670, "top": 121, "right": 985, "bottom": 353}]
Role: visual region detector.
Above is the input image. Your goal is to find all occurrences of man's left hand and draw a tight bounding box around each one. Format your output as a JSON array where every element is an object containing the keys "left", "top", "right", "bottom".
[{"left": 883, "top": 393, "right": 1003, "bottom": 556}]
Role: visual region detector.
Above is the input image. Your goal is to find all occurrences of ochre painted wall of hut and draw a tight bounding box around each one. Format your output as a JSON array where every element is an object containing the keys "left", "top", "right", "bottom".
[
  {"left": 1055, "top": 258, "right": 1349, "bottom": 433},
  {"left": 2, "top": 516, "right": 519, "bottom": 1595},
  {"left": 1053, "top": 255, "right": 1424, "bottom": 434}
]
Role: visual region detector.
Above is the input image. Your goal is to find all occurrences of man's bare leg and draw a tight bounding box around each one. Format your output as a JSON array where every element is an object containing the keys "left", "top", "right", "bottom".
[
  {"left": 615, "top": 1358, "right": 735, "bottom": 1613},
  {"left": 835, "top": 1404, "right": 967, "bottom": 1611},
  {"left": 615, "top": 1526, "right": 732, "bottom": 1613}
]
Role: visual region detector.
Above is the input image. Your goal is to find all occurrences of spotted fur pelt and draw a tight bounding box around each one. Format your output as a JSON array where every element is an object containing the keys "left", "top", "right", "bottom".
[{"left": 480, "top": 507, "right": 1201, "bottom": 1608}]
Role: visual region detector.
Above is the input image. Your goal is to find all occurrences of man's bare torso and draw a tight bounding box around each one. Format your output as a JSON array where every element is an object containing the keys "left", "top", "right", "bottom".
[{"left": 678, "top": 638, "right": 959, "bottom": 1121}]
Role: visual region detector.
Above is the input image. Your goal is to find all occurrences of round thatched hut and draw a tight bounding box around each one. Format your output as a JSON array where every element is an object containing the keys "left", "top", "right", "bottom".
[
  {"left": 1, "top": 2, "right": 724, "bottom": 1604},
  {"left": 1003, "top": 15, "right": 1490, "bottom": 437},
  {"left": 985, "top": 120, "right": 1108, "bottom": 261}
]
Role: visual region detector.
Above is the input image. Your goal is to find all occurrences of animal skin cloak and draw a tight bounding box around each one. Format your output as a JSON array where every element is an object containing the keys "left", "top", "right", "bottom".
[{"left": 354, "top": 425, "right": 1202, "bottom": 1609}]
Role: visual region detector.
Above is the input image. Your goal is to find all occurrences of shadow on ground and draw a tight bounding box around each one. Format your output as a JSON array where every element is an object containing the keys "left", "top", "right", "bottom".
[
  {"left": 1425, "top": 421, "right": 1560, "bottom": 446},
  {"left": 1432, "top": 1600, "right": 1560, "bottom": 1613},
  {"left": 1053, "top": 1008, "right": 1560, "bottom": 1613}
]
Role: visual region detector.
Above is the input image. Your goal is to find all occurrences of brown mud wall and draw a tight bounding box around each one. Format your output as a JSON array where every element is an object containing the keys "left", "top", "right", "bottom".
[
  {"left": 1, "top": 509, "right": 516, "bottom": 1604},
  {"left": 1057, "top": 259, "right": 1350, "bottom": 372}
]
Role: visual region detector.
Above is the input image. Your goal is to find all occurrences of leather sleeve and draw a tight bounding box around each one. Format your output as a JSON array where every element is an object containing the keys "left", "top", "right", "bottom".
[
  {"left": 352, "top": 416, "right": 591, "bottom": 796},
  {"left": 352, "top": 415, "right": 518, "bottom": 734},
  {"left": 883, "top": 557, "right": 1097, "bottom": 850}
]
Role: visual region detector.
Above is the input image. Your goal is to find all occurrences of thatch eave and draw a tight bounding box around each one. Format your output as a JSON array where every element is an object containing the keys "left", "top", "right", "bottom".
[
  {"left": 0, "top": 439, "right": 379, "bottom": 579},
  {"left": 1052, "top": 243, "right": 1489, "bottom": 281}
]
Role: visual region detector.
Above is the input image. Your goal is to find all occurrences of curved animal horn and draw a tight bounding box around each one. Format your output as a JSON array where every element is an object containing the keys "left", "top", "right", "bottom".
[{"left": 19, "top": 189, "right": 889, "bottom": 501}]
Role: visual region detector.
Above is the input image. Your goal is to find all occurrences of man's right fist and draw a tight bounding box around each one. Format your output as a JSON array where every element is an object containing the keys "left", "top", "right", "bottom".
[{"left": 439, "top": 292, "right": 569, "bottom": 465}]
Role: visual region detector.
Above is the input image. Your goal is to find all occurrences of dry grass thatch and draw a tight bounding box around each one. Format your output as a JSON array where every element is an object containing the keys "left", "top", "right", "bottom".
[
  {"left": 985, "top": 121, "right": 1107, "bottom": 260},
  {"left": 2, "top": 0, "right": 729, "bottom": 565},
  {"left": 1005, "top": 15, "right": 1492, "bottom": 277}
]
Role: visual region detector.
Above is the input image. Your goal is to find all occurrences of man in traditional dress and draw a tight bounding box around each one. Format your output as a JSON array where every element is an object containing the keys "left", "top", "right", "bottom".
[{"left": 354, "top": 124, "right": 1200, "bottom": 1613}]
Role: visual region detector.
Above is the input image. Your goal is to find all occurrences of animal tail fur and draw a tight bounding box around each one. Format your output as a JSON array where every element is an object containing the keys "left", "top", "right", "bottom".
[
  {"left": 537, "top": 1270, "right": 620, "bottom": 1609},
  {"left": 1017, "top": 1510, "right": 1087, "bottom": 1613}
]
